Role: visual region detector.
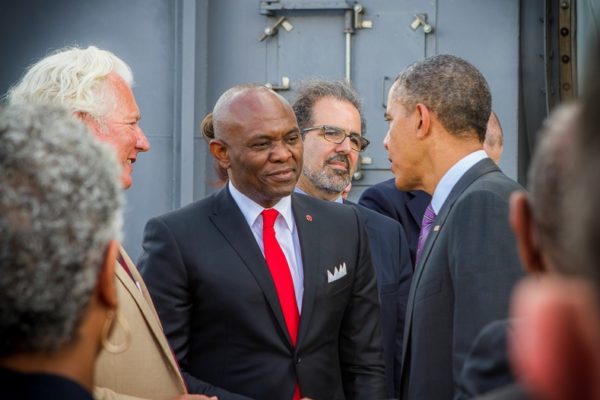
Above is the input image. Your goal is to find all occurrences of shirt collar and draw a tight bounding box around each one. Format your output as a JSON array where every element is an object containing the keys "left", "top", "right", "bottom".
[
  {"left": 431, "top": 150, "right": 488, "bottom": 214},
  {"left": 229, "top": 181, "right": 295, "bottom": 231}
]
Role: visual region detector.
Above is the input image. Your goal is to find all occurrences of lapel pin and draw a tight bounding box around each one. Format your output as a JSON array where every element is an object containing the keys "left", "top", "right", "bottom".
[
  {"left": 433, "top": 225, "right": 441, "bottom": 232},
  {"left": 306, "top": 214, "right": 313, "bottom": 222}
]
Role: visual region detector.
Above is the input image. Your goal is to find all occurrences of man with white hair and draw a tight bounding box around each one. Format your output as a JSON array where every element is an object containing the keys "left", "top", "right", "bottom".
[{"left": 7, "top": 46, "right": 212, "bottom": 400}]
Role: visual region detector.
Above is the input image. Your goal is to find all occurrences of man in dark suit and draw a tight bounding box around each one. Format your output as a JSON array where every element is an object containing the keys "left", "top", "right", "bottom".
[
  {"left": 138, "top": 84, "right": 386, "bottom": 400},
  {"left": 359, "top": 111, "right": 504, "bottom": 265},
  {"left": 383, "top": 54, "right": 524, "bottom": 399},
  {"left": 359, "top": 181, "right": 429, "bottom": 264},
  {"left": 292, "top": 80, "right": 412, "bottom": 399}
]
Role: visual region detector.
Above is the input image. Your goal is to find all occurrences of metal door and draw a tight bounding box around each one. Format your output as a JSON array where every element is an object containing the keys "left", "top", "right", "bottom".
[{"left": 203, "top": 0, "right": 519, "bottom": 201}]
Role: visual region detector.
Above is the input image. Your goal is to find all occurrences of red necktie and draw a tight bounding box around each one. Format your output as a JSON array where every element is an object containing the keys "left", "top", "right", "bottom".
[{"left": 262, "top": 209, "right": 301, "bottom": 400}]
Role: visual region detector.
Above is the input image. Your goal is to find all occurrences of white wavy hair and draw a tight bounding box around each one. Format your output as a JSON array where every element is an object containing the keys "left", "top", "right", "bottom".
[{"left": 6, "top": 45, "right": 133, "bottom": 120}]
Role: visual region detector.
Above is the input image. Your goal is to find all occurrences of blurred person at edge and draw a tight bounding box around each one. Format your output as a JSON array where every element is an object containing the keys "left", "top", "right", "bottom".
[{"left": 0, "top": 103, "right": 121, "bottom": 399}]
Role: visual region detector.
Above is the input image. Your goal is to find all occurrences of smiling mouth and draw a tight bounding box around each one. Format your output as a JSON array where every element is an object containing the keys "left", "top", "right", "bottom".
[{"left": 268, "top": 169, "right": 296, "bottom": 181}]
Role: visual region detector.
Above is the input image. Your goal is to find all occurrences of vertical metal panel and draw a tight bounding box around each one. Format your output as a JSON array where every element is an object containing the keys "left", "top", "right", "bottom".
[
  {"left": 176, "top": 0, "right": 197, "bottom": 207},
  {"left": 435, "top": 0, "right": 520, "bottom": 181}
]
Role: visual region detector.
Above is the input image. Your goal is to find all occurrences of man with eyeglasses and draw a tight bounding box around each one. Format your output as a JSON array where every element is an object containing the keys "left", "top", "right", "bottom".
[
  {"left": 139, "top": 84, "right": 386, "bottom": 399},
  {"left": 293, "top": 80, "right": 412, "bottom": 399}
]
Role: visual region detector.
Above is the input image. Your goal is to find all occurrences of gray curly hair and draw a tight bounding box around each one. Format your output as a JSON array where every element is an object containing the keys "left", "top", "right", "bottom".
[
  {"left": 0, "top": 103, "right": 123, "bottom": 356},
  {"left": 6, "top": 45, "right": 133, "bottom": 122}
]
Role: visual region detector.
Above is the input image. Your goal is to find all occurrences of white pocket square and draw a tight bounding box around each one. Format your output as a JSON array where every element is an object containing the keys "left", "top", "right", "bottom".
[{"left": 327, "top": 262, "right": 347, "bottom": 283}]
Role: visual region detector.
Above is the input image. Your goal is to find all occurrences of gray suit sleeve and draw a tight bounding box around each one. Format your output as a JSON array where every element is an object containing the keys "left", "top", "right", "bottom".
[
  {"left": 447, "top": 190, "right": 524, "bottom": 397},
  {"left": 339, "top": 209, "right": 387, "bottom": 399}
]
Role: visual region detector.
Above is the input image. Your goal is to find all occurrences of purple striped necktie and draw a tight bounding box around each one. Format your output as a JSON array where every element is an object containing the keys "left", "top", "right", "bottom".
[{"left": 415, "top": 203, "right": 436, "bottom": 265}]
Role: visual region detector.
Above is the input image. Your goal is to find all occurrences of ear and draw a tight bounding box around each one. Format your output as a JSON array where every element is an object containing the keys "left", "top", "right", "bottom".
[
  {"left": 209, "top": 139, "right": 231, "bottom": 170},
  {"left": 509, "top": 192, "right": 546, "bottom": 274},
  {"left": 97, "top": 240, "right": 119, "bottom": 310},
  {"left": 415, "top": 103, "right": 431, "bottom": 139},
  {"left": 510, "top": 278, "right": 600, "bottom": 400}
]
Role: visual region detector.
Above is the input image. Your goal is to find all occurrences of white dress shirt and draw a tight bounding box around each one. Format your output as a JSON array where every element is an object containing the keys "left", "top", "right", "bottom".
[
  {"left": 431, "top": 150, "right": 488, "bottom": 214},
  {"left": 228, "top": 181, "right": 304, "bottom": 311}
]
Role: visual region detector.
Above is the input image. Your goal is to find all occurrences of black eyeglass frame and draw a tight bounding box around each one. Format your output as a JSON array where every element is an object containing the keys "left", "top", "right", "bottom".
[{"left": 301, "top": 125, "right": 370, "bottom": 152}]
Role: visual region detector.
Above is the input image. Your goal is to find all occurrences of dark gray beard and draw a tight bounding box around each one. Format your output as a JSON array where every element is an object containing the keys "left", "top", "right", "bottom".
[{"left": 302, "top": 163, "right": 351, "bottom": 194}]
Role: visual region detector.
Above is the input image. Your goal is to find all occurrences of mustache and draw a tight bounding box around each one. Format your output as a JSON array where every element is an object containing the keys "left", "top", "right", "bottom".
[{"left": 325, "top": 154, "right": 350, "bottom": 170}]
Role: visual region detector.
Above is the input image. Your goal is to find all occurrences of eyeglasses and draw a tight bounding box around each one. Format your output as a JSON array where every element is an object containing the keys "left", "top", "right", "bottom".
[{"left": 301, "top": 125, "right": 370, "bottom": 152}]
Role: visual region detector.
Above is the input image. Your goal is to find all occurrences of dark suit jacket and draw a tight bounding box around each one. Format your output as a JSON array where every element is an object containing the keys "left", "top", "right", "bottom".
[
  {"left": 346, "top": 201, "right": 413, "bottom": 399},
  {"left": 0, "top": 367, "right": 93, "bottom": 400},
  {"left": 400, "top": 159, "right": 525, "bottom": 400},
  {"left": 359, "top": 179, "right": 430, "bottom": 264},
  {"left": 138, "top": 188, "right": 386, "bottom": 400},
  {"left": 457, "top": 320, "right": 515, "bottom": 399},
  {"left": 474, "top": 384, "right": 530, "bottom": 400}
]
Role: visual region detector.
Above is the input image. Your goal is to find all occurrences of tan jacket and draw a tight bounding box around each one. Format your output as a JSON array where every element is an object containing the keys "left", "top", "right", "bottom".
[{"left": 94, "top": 246, "right": 187, "bottom": 400}]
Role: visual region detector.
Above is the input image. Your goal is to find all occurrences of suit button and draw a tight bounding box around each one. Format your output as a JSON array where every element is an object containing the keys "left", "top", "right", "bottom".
[{"left": 295, "top": 357, "right": 302, "bottom": 365}]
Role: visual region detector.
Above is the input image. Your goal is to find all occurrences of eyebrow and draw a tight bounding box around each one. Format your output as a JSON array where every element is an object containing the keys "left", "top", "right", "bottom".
[{"left": 285, "top": 127, "right": 300, "bottom": 135}]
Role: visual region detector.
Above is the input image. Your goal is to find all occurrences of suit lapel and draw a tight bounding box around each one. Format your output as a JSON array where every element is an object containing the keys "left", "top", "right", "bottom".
[
  {"left": 209, "top": 187, "right": 294, "bottom": 347},
  {"left": 401, "top": 159, "right": 500, "bottom": 370},
  {"left": 406, "top": 190, "right": 431, "bottom": 230},
  {"left": 117, "top": 247, "right": 186, "bottom": 391},
  {"left": 292, "top": 193, "right": 321, "bottom": 350}
]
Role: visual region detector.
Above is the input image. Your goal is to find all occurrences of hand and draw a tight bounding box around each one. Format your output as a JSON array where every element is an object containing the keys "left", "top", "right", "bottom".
[{"left": 174, "top": 395, "right": 218, "bottom": 400}]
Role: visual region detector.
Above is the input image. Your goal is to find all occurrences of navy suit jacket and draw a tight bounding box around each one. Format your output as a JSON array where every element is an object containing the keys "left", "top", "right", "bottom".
[
  {"left": 359, "top": 178, "right": 430, "bottom": 264},
  {"left": 139, "top": 188, "right": 386, "bottom": 400},
  {"left": 400, "top": 159, "right": 525, "bottom": 400},
  {"left": 457, "top": 319, "right": 515, "bottom": 399},
  {"left": 346, "top": 201, "right": 413, "bottom": 398}
]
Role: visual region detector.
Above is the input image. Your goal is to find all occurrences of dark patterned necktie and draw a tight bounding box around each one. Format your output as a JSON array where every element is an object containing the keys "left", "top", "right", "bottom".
[{"left": 415, "top": 203, "right": 436, "bottom": 265}]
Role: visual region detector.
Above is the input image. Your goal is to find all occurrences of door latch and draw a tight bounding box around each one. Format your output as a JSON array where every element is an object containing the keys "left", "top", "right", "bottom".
[{"left": 259, "top": 16, "right": 294, "bottom": 42}]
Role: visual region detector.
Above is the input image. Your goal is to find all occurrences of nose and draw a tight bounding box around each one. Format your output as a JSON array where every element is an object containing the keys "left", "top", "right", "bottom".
[
  {"left": 270, "top": 140, "right": 292, "bottom": 161},
  {"left": 383, "top": 132, "right": 390, "bottom": 150},
  {"left": 335, "top": 135, "right": 353, "bottom": 154},
  {"left": 136, "top": 127, "right": 151, "bottom": 152}
]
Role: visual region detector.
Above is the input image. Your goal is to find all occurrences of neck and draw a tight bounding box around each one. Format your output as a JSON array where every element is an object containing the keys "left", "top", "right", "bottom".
[
  {"left": 0, "top": 340, "right": 97, "bottom": 392},
  {"left": 296, "top": 177, "right": 340, "bottom": 202},
  {"left": 421, "top": 134, "right": 482, "bottom": 195}
]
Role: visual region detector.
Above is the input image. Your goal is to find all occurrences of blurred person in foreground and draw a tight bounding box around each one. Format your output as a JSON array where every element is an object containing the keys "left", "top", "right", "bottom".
[
  {"left": 0, "top": 103, "right": 122, "bottom": 399},
  {"left": 508, "top": 43, "right": 600, "bottom": 400}
]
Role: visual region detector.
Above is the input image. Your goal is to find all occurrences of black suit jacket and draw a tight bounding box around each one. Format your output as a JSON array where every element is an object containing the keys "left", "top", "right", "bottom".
[
  {"left": 359, "top": 179, "right": 430, "bottom": 264},
  {"left": 400, "top": 159, "right": 525, "bottom": 400},
  {"left": 138, "top": 188, "right": 386, "bottom": 400},
  {"left": 346, "top": 201, "right": 413, "bottom": 399}
]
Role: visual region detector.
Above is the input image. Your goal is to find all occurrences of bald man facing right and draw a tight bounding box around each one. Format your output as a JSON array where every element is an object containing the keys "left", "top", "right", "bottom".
[
  {"left": 484, "top": 111, "right": 504, "bottom": 164},
  {"left": 139, "top": 84, "right": 386, "bottom": 400}
]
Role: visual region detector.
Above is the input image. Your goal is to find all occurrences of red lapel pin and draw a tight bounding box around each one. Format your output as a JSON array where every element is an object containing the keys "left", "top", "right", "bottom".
[{"left": 306, "top": 214, "right": 313, "bottom": 222}]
